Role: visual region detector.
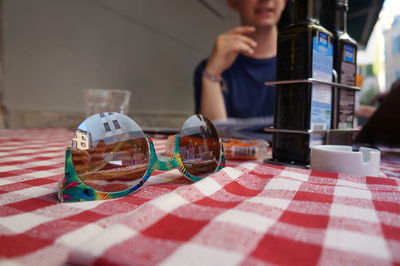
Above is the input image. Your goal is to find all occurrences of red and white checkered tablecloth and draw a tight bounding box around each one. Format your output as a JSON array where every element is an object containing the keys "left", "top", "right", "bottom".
[{"left": 1, "top": 128, "right": 400, "bottom": 266}]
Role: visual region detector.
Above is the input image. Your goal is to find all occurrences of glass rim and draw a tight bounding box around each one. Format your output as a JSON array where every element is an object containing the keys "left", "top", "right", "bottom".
[{"left": 83, "top": 88, "right": 132, "bottom": 95}]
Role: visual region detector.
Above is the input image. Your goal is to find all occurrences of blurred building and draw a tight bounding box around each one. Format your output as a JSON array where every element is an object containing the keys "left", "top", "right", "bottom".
[
  {"left": 356, "top": 0, "right": 400, "bottom": 107},
  {"left": 384, "top": 15, "right": 400, "bottom": 89}
]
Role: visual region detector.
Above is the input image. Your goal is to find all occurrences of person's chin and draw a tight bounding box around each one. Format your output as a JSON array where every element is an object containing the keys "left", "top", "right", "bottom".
[
  {"left": 243, "top": 16, "right": 277, "bottom": 28},
  {"left": 252, "top": 16, "right": 277, "bottom": 26},
  {"left": 254, "top": 20, "right": 276, "bottom": 28}
]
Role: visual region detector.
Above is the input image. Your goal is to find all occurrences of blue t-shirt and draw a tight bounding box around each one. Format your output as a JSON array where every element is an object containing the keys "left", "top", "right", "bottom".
[{"left": 194, "top": 54, "right": 276, "bottom": 118}]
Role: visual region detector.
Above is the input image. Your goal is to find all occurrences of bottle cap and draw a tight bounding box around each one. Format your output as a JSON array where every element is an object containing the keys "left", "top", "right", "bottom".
[
  {"left": 286, "top": 0, "right": 322, "bottom": 25},
  {"left": 329, "top": 0, "right": 348, "bottom": 9}
]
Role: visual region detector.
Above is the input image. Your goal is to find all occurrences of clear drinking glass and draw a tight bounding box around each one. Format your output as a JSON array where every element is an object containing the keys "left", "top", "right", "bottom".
[{"left": 83, "top": 89, "right": 131, "bottom": 117}]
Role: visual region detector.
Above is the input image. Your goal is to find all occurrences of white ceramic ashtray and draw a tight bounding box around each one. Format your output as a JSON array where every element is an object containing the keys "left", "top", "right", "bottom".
[{"left": 310, "top": 145, "right": 381, "bottom": 176}]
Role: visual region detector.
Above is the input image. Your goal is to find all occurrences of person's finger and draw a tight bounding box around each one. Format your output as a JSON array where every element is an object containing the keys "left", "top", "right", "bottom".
[
  {"left": 225, "top": 34, "right": 258, "bottom": 48},
  {"left": 216, "top": 35, "right": 256, "bottom": 55},
  {"left": 231, "top": 41, "right": 255, "bottom": 55},
  {"left": 227, "top": 26, "right": 256, "bottom": 35}
]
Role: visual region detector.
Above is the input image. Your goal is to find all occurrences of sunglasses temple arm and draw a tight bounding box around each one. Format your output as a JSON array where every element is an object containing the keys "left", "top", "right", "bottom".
[
  {"left": 165, "top": 134, "right": 177, "bottom": 157},
  {"left": 220, "top": 140, "right": 226, "bottom": 167}
]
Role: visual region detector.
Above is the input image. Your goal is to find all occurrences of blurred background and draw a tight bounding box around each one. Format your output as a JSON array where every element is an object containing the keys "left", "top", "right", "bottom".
[
  {"left": 0, "top": 0, "right": 399, "bottom": 129},
  {"left": 0, "top": 0, "right": 240, "bottom": 128}
]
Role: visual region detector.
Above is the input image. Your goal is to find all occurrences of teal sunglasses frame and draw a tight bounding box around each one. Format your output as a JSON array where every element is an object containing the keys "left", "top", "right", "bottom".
[{"left": 58, "top": 133, "right": 225, "bottom": 202}]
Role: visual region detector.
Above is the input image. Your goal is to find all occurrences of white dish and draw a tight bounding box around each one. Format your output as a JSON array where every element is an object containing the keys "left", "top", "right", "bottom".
[{"left": 310, "top": 145, "right": 381, "bottom": 176}]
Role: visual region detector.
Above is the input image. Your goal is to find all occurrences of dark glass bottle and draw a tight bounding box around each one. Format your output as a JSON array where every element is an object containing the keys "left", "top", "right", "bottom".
[
  {"left": 273, "top": 0, "right": 334, "bottom": 164},
  {"left": 322, "top": 0, "right": 357, "bottom": 129}
]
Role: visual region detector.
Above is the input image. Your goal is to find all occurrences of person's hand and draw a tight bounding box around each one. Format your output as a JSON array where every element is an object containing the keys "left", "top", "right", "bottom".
[
  {"left": 371, "top": 90, "right": 390, "bottom": 105},
  {"left": 205, "top": 26, "right": 257, "bottom": 75}
]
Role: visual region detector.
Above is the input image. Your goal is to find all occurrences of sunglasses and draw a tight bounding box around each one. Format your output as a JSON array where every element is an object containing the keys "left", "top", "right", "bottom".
[{"left": 58, "top": 113, "right": 225, "bottom": 202}]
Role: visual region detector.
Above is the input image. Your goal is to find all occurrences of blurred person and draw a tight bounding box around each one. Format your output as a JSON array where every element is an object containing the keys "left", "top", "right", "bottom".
[
  {"left": 194, "top": 0, "right": 287, "bottom": 121},
  {"left": 356, "top": 79, "right": 400, "bottom": 119},
  {"left": 371, "top": 79, "right": 400, "bottom": 105}
]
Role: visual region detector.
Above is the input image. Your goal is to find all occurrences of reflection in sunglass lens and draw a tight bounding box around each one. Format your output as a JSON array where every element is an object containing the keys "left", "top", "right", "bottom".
[
  {"left": 179, "top": 115, "right": 220, "bottom": 178},
  {"left": 71, "top": 112, "right": 149, "bottom": 192}
]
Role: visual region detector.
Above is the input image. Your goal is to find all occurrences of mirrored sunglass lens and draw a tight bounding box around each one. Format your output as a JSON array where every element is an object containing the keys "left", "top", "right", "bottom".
[
  {"left": 179, "top": 115, "right": 220, "bottom": 178},
  {"left": 71, "top": 112, "right": 149, "bottom": 192}
]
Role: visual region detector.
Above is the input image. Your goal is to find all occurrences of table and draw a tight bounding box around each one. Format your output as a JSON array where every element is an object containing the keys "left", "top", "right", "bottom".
[{"left": 1, "top": 128, "right": 399, "bottom": 265}]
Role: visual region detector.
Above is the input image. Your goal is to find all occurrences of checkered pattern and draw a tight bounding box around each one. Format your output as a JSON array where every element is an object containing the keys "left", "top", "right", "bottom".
[
  {"left": 1, "top": 128, "right": 400, "bottom": 265},
  {"left": 380, "top": 153, "right": 400, "bottom": 178}
]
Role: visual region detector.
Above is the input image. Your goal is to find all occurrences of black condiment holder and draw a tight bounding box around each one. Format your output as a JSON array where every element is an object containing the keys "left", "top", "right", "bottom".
[{"left": 264, "top": 78, "right": 360, "bottom": 167}]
